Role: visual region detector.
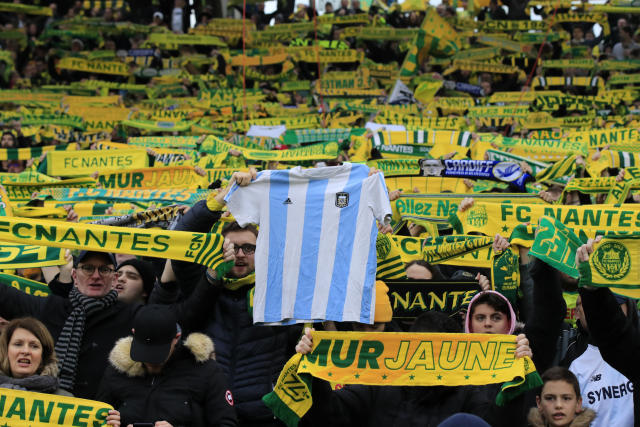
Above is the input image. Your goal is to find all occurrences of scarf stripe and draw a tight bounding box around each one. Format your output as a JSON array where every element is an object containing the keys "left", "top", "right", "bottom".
[{"left": 54, "top": 287, "right": 118, "bottom": 391}]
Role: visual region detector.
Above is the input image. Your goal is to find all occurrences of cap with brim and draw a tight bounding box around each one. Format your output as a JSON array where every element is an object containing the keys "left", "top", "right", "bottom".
[
  {"left": 75, "top": 250, "right": 116, "bottom": 267},
  {"left": 131, "top": 335, "right": 174, "bottom": 364},
  {"left": 131, "top": 305, "right": 178, "bottom": 364}
]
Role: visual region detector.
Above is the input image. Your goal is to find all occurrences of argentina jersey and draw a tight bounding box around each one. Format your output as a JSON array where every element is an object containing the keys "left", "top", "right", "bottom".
[{"left": 225, "top": 163, "right": 392, "bottom": 325}]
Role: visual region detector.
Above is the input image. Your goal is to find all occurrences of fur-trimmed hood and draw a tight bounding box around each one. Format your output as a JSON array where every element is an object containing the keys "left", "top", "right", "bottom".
[
  {"left": 108, "top": 333, "right": 215, "bottom": 377},
  {"left": 527, "top": 407, "right": 596, "bottom": 427}
]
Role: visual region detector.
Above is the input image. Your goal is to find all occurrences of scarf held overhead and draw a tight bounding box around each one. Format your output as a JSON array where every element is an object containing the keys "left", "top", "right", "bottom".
[
  {"left": 0, "top": 216, "right": 229, "bottom": 272},
  {"left": 299, "top": 330, "right": 540, "bottom": 388}
]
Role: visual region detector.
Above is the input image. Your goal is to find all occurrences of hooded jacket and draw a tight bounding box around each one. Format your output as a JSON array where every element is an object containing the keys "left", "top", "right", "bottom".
[
  {"left": 527, "top": 407, "right": 596, "bottom": 427},
  {"left": 96, "top": 333, "right": 237, "bottom": 427},
  {"left": 464, "top": 290, "right": 517, "bottom": 335}
]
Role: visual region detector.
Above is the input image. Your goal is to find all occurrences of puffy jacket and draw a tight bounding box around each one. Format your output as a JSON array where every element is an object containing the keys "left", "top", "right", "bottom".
[
  {"left": 201, "top": 286, "right": 301, "bottom": 424},
  {"left": 161, "top": 200, "right": 303, "bottom": 425},
  {"left": 97, "top": 333, "right": 237, "bottom": 427}
]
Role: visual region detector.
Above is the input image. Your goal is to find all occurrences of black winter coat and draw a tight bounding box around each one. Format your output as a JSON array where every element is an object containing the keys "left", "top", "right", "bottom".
[
  {"left": 301, "top": 379, "right": 500, "bottom": 427},
  {"left": 97, "top": 333, "right": 237, "bottom": 427},
  {"left": 0, "top": 270, "right": 217, "bottom": 399},
  {"left": 158, "top": 200, "right": 303, "bottom": 425}
]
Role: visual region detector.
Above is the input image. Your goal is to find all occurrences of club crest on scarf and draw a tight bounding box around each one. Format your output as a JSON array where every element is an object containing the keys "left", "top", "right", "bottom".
[
  {"left": 593, "top": 242, "right": 631, "bottom": 281},
  {"left": 467, "top": 205, "right": 488, "bottom": 227}
]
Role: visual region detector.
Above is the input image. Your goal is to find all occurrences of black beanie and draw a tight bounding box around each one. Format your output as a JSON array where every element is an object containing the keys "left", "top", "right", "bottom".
[{"left": 116, "top": 258, "right": 157, "bottom": 299}]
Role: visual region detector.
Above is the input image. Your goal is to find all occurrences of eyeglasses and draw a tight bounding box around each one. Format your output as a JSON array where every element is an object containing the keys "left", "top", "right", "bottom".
[
  {"left": 77, "top": 264, "right": 115, "bottom": 276},
  {"left": 234, "top": 244, "right": 256, "bottom": 255}
]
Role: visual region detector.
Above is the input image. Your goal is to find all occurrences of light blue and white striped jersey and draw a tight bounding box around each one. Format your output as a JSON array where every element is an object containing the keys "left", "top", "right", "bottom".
[{"left": 225, "top": 163, "right": 392, "bottom": 325}]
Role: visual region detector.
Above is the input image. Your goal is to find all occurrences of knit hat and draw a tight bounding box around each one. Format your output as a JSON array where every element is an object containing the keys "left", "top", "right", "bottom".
[
  {"left": 374, "top": 281, "right": 393, "bottom": 323},
  {"left": 117, "top": 259, "right": 157, "bottom": 298}
]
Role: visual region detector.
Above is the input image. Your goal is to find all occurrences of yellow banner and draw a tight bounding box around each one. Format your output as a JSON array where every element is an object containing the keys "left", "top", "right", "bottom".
[
  {"left": 46, "top": 149, "right": 149, "bottom": 177},
  {"left": 299, "top": 331, "right": 536, "bottom": 387},
  {"left": 391, "top": 235, "right": 493, "bottom": 268},
  {"left": 395, "top": 193, "right": 546, "bottom": 224},
  {"left": 97, "top": 166, "right": 206, "bottom": 189},
  {"left": 295, "top": 49, "right": 364, "bottom": 63},
  {"left": 0, "top": 216, "right": 227, "bottom": 270},
  {"left": 454, "top": 202, "right": 640, "bottom": 237},
  {"left": 0, "top": 388, "right": 112, "bottom": 426},
  {"left": 57, "top": 57, "right": 130, "bottom": 76}
]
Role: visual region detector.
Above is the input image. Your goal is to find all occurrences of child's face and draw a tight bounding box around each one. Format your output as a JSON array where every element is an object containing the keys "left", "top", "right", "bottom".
[
  {"left": 470, "top": 303, "right": 509, "bottom": 334},
  {"left": 536, "top": 380, "right": 582, "bottom": 427}
]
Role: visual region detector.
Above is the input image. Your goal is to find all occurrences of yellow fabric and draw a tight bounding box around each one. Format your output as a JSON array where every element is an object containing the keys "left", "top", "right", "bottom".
[
  {"left": 0, "top": 388, "right": 113, "bottom": 426},
  {"left": 57, "top": 57, "right": 131, "bottom": 76},
  {"left": 454, "top": 202, "right": 640, "bottom": 237},
  {"left": 0, "top": 216, "right": 227, "bottom": 270},
  {"left": 374, "top": 281, "right": 393, "bottom": 322},
  {"left": 299, "top": 331, "right": 537, "bottom": 387},
  {"left": 46, "top": 149, "right": 149, "bottom": 177},
  {"left": 97, "top": 166, "right": 207, "bottom": 189},
  {"left": 391, "top": 235, "right": 493, "bottom": 268}
]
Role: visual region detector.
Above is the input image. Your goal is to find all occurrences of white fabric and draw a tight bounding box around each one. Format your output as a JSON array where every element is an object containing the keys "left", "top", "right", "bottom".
[
  {"left": 171, "top": 7, "right": 183, "bottom": 33},
  {"left": 247, "top": 125, "right": 287, "bottom": 139},
  {"left": 569, "top": 344, "right": 634, "bottom": 427},
  {"left": 225, "top": 163, "right": 392, "bottom": 325}
]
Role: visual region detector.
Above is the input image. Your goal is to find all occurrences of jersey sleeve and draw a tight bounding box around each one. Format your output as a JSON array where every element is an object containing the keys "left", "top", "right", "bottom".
[
  {"left": 224, "top": 173, "right": 266, "bottom": 226},
  {"left": 364, "top": 172, "right": 392, "bottom": 225}
]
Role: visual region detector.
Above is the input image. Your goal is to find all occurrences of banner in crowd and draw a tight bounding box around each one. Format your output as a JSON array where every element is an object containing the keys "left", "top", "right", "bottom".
[
  {"left": 385, "top": 280, "right": 481, "bottom": 318},
  {"left": 0, "top": 242, "right": 64, "bottom": 268},
  {"left": 38, "top": 187, "right": 210, "bottom": 206},
  {"left": 0, "top": 388, "right": 112, "bottom": 426},
  {"left": 529, "top": 216, "right": 640, "bottom": 299},
  {"left": 452, "top": 202, "right": 640, "bottom": 237},
  {"left": 97, "top": 166, "right": 206, "bottom": 189},
  {"left": 0, "top": 216, "right": 229, "bottom": 272},
  {"left": 89, "top": 205, "right": 182, "bottom": 229},
  {"left": 298, "top": 331, "right": 540, "bottom": 388},
  {"left": 46, "top": 149, "right": 149, "bottom": 177},
  {"left": 395, "top": 193, "right": 546, "bottom": 223},
  {"left": 0, "top": 272, "right": 50, "bottom": 296}
]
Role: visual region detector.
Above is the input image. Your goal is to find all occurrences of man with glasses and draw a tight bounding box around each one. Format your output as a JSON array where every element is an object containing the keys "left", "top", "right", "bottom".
[
  {"left": 153, "top": 169, "right": 303, "bottom": 427},
  {"left": 0, "top": 246, "right": 234, "bottom": 400}
]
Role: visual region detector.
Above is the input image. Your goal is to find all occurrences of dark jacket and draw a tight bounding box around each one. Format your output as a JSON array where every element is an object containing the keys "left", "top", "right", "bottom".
[
  {"left": 0, "top": 271, "right": 217, "bottom": 399},
  {"left": 579, "top": 264, "right": 640, "bottom": 427},
  {"left": 301, "top": 379, "right": 498, "bottom": 427},
  {"left": 97, "top": 333, "right": 237, "bottom": 427},
  {"left": 526, "top": 258, "right": 569, "bottom": 374},
  {"left": 157, "top": 200, "right": 302, "bottom": 425}
]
